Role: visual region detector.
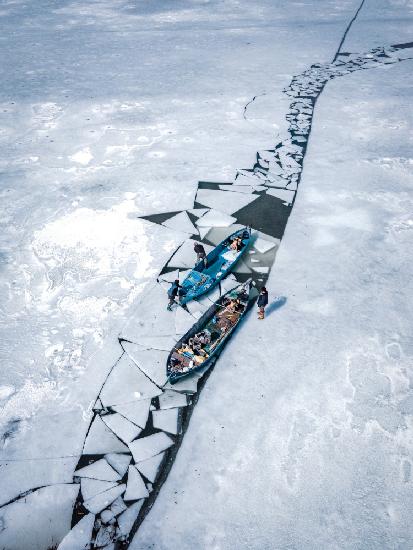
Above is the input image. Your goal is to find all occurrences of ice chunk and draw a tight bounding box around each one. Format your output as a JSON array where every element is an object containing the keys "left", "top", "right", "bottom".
[
  {"left": 253, "top": 237, "right": 277, "bottom": 254},
  {"left": 100, "top": 355, "right": 161, "bottom": 407},
  {"left": 104, "top": 453, "right": 132, "bottom": 477},
  {"left": 162, "top": 211, "right": 196, "bottom": 235},
  {"left": 152, "top": 408, "right": 180, "bottom": 435},
  {"left": 116, "top": 501, "right": 144, "bottom": 538},
  {"left": 136, "top": 452, "right": 165, "bottom": 483},
  {"left": 196, "top": 209, "right": 236, "bottom": 228},
  {"left": 235, "top": 171, "right": 264, "bottom": 186},
  {"left": 83, "top": 484, "right": 126, "bottom": 514},
  {"left": 83, "top": 415, "right": 129, "bottom": 454},
  {"left": 129, "top": 432, "right": 174, "bottom": 462},
  {"left": 188, "top": 208, "right": 209, "bottom": 217},
  {"left": 163, "top": 374, "right": 199, "bottom": 394},
  {"left": 75, "top": 459, "right": 121, "bottom": 482},
  {"left": 110, "top": 497, "right": 127, "bottom": 517},
  {"left": 102, "top": 413, "right": 142, "bottom": 444},
  {"left": 123, "top": 342, "right": 168, "bottom": 387},
  {"left": 196, "top": 189, "right": 257, "bottom": 215},
  {"left": 100, "top": 509, "right": 115, "bottom": 523},
  {"left": 198, "top": 226, "right": 211, "bottom": 240},
  {"left": 159, "top": 389, "right": 188, "bottom": 409},
  {"left": 81, "top": 478, "right": 117, "bottom": 501},
  {"left": 113, "top": 399, "right": 151, "bottom": 430},
  {"left": 0, "top": 484, "right": 79, "bottom": 550},
  {"left": 266, "top": 187, "right": 295, "bottom": 205},
  {"left": 95, "top": 523, "right": 116, "bottom": 547},
  {"left": 251, "top": 266, "right": 269, "bottom": 274},
  {"left": 57, "top": 513, "right": 95, "bottom": 550},
  {"left": 124, "top": 466, "right": 149, "bottom": 500},
  {"left": 219, "top": 184, "right": 255, "bottom": 194}
]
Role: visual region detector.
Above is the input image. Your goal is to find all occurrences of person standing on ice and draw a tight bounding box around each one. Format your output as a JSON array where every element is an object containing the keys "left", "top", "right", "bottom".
[
  {"left": 257, "top": 286, "right": 268, "bottom": 319},
  {"left": 167, "top": 279, "right": 181, "bottom": 311},
  {"left": 194, "top": 242, "right": 206, "bottom": 266}
]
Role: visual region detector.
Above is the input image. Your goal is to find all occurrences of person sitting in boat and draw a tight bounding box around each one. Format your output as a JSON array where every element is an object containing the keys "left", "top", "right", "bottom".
[
  {"left": 177, "top": 342, "right": 194, "bottom": 356},
  {"left": 167, "top": 280, "right": 181, "bottom": 311},
  {"left": 230, "top": 236, "right": 243, "bottom": 252},
  {"left": 194, "top": 242, "right": 207, "bottom": 266},
  {"left": 196, "top": 330, "right": 211, "bottom": 346}
]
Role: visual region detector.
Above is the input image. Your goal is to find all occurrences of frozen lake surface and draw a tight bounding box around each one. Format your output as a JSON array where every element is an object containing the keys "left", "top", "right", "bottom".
[{"left": 1, "top": 0, "right": 413, "bottom": 548}]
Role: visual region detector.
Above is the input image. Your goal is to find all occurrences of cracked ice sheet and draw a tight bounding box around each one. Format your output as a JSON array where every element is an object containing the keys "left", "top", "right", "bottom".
[
  {"left": 131, "top": 58, "right": 413, "bottom": 550},
  {"left": 0, "top": 484, "right": 79, "bottom": 550},
  {"left": 120, "top": 283, "right": 178, "bottom": 341},
  {"left": 123, "top": 341, "right": 169, "bottom": 387},
  {"left": 0, "top": 455, "right": 79, "bottom": 507},
  {"left": 99, "top": 354, "right": 162, "bottom": 407}
]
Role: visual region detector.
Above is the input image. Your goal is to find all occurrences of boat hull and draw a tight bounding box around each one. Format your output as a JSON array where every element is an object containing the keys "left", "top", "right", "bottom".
[
  {"left": 167, "top": 281, "right": 253, "bottom": 383},
  {"left": 180, "top": 228, "right": 251, "bottom": 305}
]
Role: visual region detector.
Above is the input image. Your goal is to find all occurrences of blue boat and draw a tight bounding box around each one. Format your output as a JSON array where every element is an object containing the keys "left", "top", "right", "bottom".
[
  {"left": 167, "top": 280, "right": 253, "bottom": 383},
  {"left": 179, "top": 227, "right": 251, "bottom": 305}
]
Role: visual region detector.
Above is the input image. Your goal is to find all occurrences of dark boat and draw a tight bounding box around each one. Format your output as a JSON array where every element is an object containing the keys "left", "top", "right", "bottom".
[
  {"left": 179, "top": 227, "right": 251, "bottom": 305},
  {"left": 167, "top": 280, "right": 253, "bottom": 383}
]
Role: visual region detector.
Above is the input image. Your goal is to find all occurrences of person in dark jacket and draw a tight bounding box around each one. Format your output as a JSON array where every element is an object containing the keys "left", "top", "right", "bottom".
[
  {"left": 194, "top": 242, "right": 206, "bottom": 266},
  {"left": 167, "top": 279, "right": 181, "bottom": 311},
  {"left": 257, "top": 286, "right": 268, "bottom": 319}
]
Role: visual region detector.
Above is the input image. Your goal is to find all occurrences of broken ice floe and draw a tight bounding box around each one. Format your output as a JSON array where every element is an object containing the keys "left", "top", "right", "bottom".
[
  {"left": 124, "top": 466, "right": 149, "bottom": 501},
  {"left": 99, "top": 355, "right": 162, "bottom": 407},
  {"left": 112, "top": 400, "right": 151, "bottom": 430},
  {"left": 83, "top": 484, "right": 126, "bottom": 514},
  {"left": 81, "top": 478, "right": 118, "bottom": 501},
  {"left": 129, "top": 432, "right": 174, "bottom": 463},
  {"left": 75, "top": 459, "right": 121, "bottom": 482},
  {"left": 195, "top": 209, "right": 236, "bottom": 227},
  {"left": 152, "top": 408, "right": 181, "bottom": 435},
  {"left": 57, "top": 513, "right": 95, "bottom": 550},
  {"left": 135, "top": 452, "right": 165, "bottom": 483},
  {"left": 102, "top": 413, "right": 142, "bottom": 444}
]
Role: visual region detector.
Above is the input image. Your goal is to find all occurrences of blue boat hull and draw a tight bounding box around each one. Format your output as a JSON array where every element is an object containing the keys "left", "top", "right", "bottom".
[
  {"left": 167, "top": 281, "right": 253, "bottom": 383},
  {"left": 180, "top": 228, "right": 251, "bottom": 305}
]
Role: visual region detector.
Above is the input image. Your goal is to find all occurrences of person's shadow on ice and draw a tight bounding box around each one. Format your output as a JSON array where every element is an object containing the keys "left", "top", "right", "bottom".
[{"left": 265, "top": 296, "right": 287, "bottom": 317}]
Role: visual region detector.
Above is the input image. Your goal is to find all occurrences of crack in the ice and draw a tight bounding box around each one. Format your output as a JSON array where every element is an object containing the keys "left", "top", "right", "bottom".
[{"left": 243, "top": 91, "right": 267, "bottom": 120}]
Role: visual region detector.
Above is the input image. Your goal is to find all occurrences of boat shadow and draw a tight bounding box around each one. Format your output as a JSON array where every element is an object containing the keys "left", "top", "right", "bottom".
[{"left": 266, "top": 296, "right": 287, "bottom": 317}]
